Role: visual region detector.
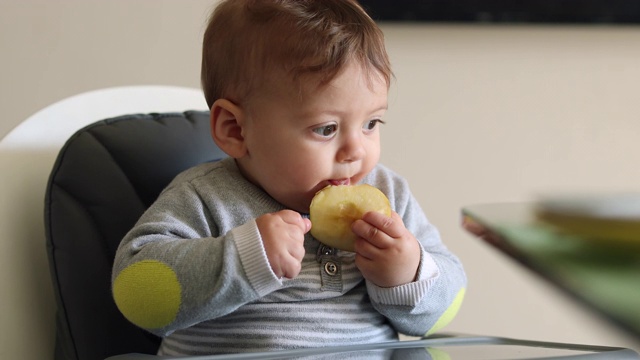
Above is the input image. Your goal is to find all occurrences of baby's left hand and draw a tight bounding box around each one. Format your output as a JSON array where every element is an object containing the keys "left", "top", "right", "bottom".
[{"left": 351, "top": 211, "right": 420, "bottom": 288}]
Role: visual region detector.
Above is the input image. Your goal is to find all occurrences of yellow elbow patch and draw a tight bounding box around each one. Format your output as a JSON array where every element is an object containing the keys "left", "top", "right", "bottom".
[
  {"left": 113, "top": 260, "right": 182, "bottom": 329},
  {"left": 426, "top": 347, "right": 452, "bottom": 360},
  {"left": 426, "top": 287, "right": 466, "bottom": 336}
]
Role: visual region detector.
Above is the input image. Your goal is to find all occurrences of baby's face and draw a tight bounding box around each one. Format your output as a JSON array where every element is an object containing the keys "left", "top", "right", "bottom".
[{"left": 236, "top": 61, "right": 388, "bottom": 213}]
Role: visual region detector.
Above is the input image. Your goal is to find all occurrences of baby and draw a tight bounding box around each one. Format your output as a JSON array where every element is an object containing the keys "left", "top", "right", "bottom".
[{"left": 112, "top": 0, "right": 467, "bottom": 356}]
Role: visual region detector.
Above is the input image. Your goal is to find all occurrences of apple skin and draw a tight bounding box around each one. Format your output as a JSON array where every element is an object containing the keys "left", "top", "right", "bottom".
[{"left": 309, "top": 184, "right": 391, "bottom": 252}]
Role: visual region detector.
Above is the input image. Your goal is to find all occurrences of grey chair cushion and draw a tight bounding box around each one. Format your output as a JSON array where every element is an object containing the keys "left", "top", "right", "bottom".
[{"left": 45, "top": 111, "right": 227, "bottom": 360}]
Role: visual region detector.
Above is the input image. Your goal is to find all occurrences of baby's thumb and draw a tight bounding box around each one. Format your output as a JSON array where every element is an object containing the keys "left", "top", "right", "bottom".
[{"left": 302, "top": 218, "right": 312, "bottom": 233}]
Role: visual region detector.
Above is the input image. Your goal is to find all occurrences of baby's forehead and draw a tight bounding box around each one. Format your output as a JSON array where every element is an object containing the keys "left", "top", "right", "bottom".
[
  {"left": 245, "top": 62, "right": 388, "bottom": 116},
  {"left": 262, "top": 60, "right": 388, "bottom": 96}
]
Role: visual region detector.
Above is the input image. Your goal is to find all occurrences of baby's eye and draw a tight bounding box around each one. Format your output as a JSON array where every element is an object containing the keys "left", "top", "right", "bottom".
[
  {"left": 363, "top": 119, "right": 384, "bottom": 131},
  {"left": 312, "top": 124, "right": 338, "bottom": 137}
]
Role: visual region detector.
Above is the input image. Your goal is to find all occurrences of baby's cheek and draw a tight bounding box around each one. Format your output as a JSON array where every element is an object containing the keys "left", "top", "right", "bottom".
[{"left": 113, "top": 260, "right": 182, "bottom": 329}]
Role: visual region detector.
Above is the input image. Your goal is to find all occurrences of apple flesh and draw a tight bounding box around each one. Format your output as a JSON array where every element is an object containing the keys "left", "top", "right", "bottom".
[{"left": 309, "top": 184, "right": 391, "bottom": 252}]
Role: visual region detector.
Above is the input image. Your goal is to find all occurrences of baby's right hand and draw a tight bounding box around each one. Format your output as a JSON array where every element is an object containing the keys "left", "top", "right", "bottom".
[{"left": 256, "top": 210, "right": 311, "bottom": 279}]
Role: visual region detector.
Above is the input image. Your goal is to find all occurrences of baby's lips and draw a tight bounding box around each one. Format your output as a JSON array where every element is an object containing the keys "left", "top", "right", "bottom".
[{"left": 328, "top": 179, "right": 350, "bottom": 186}]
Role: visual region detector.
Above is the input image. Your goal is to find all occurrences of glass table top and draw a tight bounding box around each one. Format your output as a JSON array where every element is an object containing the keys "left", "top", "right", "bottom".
[
  {"left": 107, "top": 333, "right": 639, "bottom": 359},
  {"left": 462, "top": 202, "right": 640, "bottom": 340}
]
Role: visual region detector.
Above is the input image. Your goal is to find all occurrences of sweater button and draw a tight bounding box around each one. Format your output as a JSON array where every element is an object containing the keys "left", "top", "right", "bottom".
[
  {"left": 324, "top": 261, "right": 338, "bottom": 276},
  {"left": 320, "top": 245, "right": 334, "bottom": 256}
]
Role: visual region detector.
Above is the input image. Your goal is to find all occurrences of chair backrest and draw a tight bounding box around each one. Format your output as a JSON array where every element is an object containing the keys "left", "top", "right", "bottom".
[
  {"left": 0, "top": 86, "right": 208, "bottom": 360},
  {"left": 44, "top": 111, "right": 227, "bottom": 360}
]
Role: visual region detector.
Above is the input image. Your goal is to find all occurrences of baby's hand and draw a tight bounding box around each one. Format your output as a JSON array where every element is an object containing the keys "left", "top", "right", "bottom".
[
  {"left": 256, "top": 210, "right": 311, "bottom": 279},
  {"left": 351, "top": 211, "right": 420, "bottom": 287}
]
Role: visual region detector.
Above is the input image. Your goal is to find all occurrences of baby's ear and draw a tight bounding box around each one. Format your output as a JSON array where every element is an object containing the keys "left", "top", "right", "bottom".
[{"left": 210, "top": 99, "right": 247, "bottom": 158}]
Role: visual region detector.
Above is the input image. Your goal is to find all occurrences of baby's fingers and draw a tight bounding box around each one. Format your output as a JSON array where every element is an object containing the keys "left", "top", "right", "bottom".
[
  {"left": 278, "top": 210, "right": 312, "bottom": 234},
  {"left": 359, "top": 211, "right": 404, "bottom": 239},
  {"left": 279, "top": 256, "right": 303, "bottom": 279}
]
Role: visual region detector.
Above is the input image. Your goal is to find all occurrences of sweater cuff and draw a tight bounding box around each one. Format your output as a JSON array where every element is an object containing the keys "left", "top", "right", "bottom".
[
  {"left": 367, "top": 247, "right": 439, "bottom": 306},
  {"left": 232, "top": 220, "right": 282, "bottom": 296}
]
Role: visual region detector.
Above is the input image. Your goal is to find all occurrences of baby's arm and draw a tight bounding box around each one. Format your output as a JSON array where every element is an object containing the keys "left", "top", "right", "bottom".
[
  {"left": 357, "top": 179, "right": 467, "bottom": 337},
  {"left": 111, "top": 183, "right": 283, "bottom": 337}
]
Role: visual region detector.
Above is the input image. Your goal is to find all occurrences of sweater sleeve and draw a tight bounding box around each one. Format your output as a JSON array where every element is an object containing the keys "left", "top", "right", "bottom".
[
  {"left": 365, "top": 172, "right": 467, "bottom": 337},
  {"left": 111, "top": 181, "right": 281, "bottom": 337}
]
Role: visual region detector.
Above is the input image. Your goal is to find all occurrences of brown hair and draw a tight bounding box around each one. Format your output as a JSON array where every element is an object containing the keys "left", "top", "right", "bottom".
[{"left": 201, "top": 0, "right": 392, "bottom": 108}]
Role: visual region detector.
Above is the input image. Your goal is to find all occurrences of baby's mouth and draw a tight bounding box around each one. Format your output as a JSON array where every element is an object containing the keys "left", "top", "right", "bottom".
[{"left": 328, "top": 178, "right": 351, "bottom": 186}]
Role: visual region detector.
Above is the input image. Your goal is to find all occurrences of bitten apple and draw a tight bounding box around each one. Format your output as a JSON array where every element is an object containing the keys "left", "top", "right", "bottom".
[{"left": 309, "top": 184, "right": 391, "bottom": 252}]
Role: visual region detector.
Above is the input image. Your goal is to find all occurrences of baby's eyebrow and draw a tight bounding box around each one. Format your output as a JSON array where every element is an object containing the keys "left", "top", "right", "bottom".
[
  {"left": 371, "top": 104, "right": 389, "bottom": 113},
  {"left": 299, "top": 104, "right": 388, "bottom": 119}
]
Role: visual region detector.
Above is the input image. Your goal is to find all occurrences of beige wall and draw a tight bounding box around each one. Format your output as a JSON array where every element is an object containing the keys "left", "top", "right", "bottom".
[
  {"left": 382, "top": 24, "right": 640, "bottom": 350},
  {"left": 2, "top": 1, "right": 640, "bottom": 359}
]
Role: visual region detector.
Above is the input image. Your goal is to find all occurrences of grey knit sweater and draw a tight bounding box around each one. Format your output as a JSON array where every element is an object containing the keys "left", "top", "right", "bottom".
[{"left": 112, "top": 158, "right": 466, "bottom": 356}]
